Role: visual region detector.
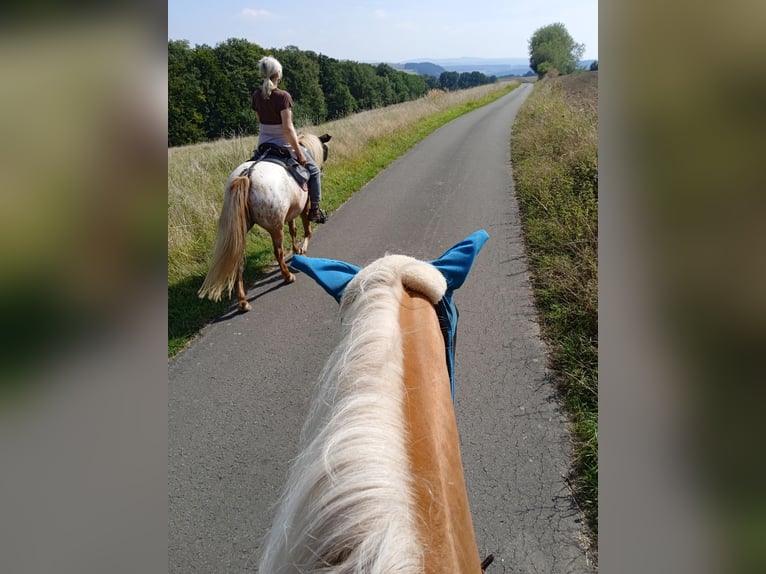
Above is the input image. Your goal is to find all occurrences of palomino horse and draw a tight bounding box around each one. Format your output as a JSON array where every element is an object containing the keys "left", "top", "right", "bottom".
[
  {"left": 258, "top": 230, "right": 493, "bottom": 574},
  {"left": 198, "top": 133, "right": 331, "bottom": 311}
]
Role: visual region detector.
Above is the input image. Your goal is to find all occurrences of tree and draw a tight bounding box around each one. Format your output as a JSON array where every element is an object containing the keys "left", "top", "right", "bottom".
[
  {"left": 376, "top": 63, "right": 407, "bottom": 104},
  {"left": 344, "top": 62, "right": 384, "bottom": 109},
  {"left": 274, "top": 47, "right": 327, "bottom": 125},
  {"left": 439, "top": 71, "right": 459, "bottom": 91},
  {"left": 528, "top": 23, "right": 585, "bottom": 77},
  {"left": 401, "top": 72, "right": 428, "bottom": 99},
  {"left": 168, "top": 40, "right": 206, "bottom": 146},
  {"left": 212, "top": 38, "right": 265, "bottom": 135},
  {"left": 422, "top": 74, "right": 441, "bottom": 90},
  {"left": 318, "top": 54, "right": 357, "bottom": 119},
  {"left": 192, "top": 44, "right": 239, "bottom": 140},
  {"left": 458, "top": 71, "right": 489, "bottom": 89},
  {"left": 589, "top": 60, "right": 598, "bottom": 71}
]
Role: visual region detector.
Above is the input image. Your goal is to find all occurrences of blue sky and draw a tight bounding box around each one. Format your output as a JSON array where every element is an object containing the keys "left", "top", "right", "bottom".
[{"left": 168, "top": 0, "right": 598, "bottom": 62}]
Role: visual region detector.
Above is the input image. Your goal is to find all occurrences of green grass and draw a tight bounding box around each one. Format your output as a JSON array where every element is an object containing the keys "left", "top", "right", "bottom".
[
  {"left": 511, "top": 74, "right": 599, "bottom": 552},
  {"left": 168, "top": 83, "right": 519, "bottom": 356}
]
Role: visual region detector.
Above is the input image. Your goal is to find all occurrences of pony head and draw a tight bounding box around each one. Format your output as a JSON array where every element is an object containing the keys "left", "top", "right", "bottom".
[
  {"left": 299, "top": 132, "right": 332, "bottom": 166},
  {"left": 291, "top": 229, "right": 489, "bottom": 398}
]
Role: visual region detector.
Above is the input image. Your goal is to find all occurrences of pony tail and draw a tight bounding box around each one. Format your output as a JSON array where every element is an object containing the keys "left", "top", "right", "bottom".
[
  {"left": 198, "top": 176, "right": 250, "bottom": 302},
  {"left": 261, "top": 77, "right": 276, "bottom": 99},
  {"left": 258, "top": 55, "right": 282, "bottom": 100}
]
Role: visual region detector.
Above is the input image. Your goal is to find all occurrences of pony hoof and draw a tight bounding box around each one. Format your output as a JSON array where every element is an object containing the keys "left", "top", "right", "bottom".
[
  {"left": 285, "top": 274, "right": 296, "bottom": 284},
  {"left": 239, "top": 301, "right": 252, "bottom": 312}
]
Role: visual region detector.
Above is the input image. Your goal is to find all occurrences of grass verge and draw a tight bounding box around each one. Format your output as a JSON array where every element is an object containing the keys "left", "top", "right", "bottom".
[
  {"left": 169, "top": 82, "right": 519, "bottom": 356},
  {"left": 510, "top": 72, "right": 599, "bottom": 555}
]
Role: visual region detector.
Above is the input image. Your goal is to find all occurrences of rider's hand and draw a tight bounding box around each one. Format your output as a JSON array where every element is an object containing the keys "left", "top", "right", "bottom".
[{"left": 296, "top": 153, "right": 307, "bottom": 166}]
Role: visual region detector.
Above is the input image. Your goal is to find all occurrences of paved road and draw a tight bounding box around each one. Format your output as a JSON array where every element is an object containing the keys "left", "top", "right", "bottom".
[{"left": 169, "top": 83, "right": 593, "bottom": 573}]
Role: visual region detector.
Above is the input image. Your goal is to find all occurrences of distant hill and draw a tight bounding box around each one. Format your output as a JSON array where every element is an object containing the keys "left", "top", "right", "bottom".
[
  {"left": 393, "top": 57, "right": 597, "bottom": 78},
  {"left": 403, "top": 62, "right": 446, "bottom": 77},
  {"left": 401, "top": 57, "right": 532, "bottom": 78}
]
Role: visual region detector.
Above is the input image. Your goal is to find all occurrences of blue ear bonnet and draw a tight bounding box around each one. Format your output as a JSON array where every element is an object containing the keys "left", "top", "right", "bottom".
[{"left": 291, "top": 230, "right": 489, "bottom": 399}]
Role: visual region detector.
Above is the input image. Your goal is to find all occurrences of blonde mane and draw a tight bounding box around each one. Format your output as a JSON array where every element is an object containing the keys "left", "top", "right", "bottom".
[
  {"left": 258, "top": 256, "right": 446, "bottom": 574},
  {"left": 298, "top": 133, "right": 325, "bottom": 169}
]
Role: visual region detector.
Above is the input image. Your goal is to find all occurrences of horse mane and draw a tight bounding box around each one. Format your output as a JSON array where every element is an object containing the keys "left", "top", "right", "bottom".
[
  {"left": 298, "top": 133, "right": 325, "bottom": 169},
  {"left": 258, "top": 256, "right": 446, "bottom": 574}
]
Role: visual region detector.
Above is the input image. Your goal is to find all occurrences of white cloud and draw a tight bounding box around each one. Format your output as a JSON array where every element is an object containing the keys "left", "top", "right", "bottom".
[
  {"left": 373, "top": 9, "right": 387, "bottom": 20},
  {"left": 241, "top": 8, "right": 273, "bottom": 19}
]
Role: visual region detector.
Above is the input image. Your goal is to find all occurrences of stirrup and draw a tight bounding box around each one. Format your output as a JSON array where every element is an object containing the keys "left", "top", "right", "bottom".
[{"left": 309, "top": 206, "right": 327, "bottom": 224}]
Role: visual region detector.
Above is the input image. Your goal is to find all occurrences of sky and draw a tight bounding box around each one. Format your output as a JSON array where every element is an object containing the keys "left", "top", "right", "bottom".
[{"left": 168, "top": 0, "right": 598, "bottom": 63}]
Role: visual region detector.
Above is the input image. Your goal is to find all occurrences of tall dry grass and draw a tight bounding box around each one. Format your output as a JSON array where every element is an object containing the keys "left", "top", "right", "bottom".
[{"left": 169, "top": 137, "right": 255, "bottom": 283}]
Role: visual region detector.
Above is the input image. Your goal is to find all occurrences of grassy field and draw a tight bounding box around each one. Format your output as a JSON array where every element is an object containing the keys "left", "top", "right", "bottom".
[
  {"left": 511, "top": 71, "right": 599, "bottom": 554},
  {"left": 168, "top": 81, "right": 519, "bottom": 355}
]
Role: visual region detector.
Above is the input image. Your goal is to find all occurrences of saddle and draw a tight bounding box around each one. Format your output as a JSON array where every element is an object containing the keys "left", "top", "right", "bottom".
[{"left": 248, "top": 143, "right": 310, "bottom": 189}]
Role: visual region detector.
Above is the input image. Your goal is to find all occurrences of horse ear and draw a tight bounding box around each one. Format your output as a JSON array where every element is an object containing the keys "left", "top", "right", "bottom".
[
  {"left": 319, "top": 133, "right": 331, "bottom": 143},
  {"left": 291, "top": 255, "right": 360, "bottom": 303},
  {"left": 429, "top": 229, "right": 490, "bottom": 291}
]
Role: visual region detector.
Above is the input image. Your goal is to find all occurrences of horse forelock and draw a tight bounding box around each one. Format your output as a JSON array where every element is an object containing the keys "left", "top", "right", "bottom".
[
  {"left": 341, "top": 255, "right": 446, "bottom": 311},
  {"left": 258, "top": 258, "right": 427, "bottom": 573}
]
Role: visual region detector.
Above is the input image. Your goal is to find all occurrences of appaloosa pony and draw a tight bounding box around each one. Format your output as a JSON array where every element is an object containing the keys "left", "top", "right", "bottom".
[
  {"left": 198, "top": 132, "right": 331, "bottom": 311},
  {"left": 258, "top": 230, "right": 494, "bottom": 573}
]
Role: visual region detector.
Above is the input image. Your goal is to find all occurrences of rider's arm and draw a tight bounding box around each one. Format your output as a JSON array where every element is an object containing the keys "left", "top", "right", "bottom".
[{"left": 280, "top": 108, "right": 307, "bottom": 165}]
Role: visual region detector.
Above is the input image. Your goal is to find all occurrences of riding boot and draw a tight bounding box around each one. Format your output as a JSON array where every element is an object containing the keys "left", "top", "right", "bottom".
[{"left": 307, "top": 163, "right": 326, "bottom": 223}]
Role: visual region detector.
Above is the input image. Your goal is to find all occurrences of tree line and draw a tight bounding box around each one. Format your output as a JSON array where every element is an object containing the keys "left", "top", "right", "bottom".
[{"left": 169, "top": 38, "right": 497, "bottom": 147}]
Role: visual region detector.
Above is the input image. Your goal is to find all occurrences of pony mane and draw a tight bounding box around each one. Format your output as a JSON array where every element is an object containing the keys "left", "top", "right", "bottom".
[
  {"left": 298, "top": 133, "right": 325, "bottom": 169},
  {"left": 258, "top": 256, "right": 446, "bottom": 574}
]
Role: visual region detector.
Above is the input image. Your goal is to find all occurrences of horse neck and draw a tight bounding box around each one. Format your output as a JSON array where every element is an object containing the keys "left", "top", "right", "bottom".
[
  {"left": 259, "top": 271, "right": 481, "bottom": 573},
  {"left": 399, "top": 288, "right": 482, "bottom": 574},
  {"left": 298, "top": 134, "right": 323, "bottom": 168},
  {"left": 259, "top": 277, "right": 422, "bottom": 573}
]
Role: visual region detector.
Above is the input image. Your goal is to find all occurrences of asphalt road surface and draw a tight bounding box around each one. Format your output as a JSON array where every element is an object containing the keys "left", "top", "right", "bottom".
[{"left": 169, "top": 83, "right": 593, "bottom": 573}]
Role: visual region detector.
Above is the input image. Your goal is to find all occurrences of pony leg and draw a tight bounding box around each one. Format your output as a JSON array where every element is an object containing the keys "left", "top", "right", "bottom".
[
  {"left": 288, "top": 218, "right": 300, "bottom": 254},
  {"left": 236, "top": 255, "right": 251, "bottom": 312},
  {"left": 298, "top": 204, "right": 313, "bottom": 255},
  {"left": 269, "top": 228, "right": 295, "bottom": 283}
]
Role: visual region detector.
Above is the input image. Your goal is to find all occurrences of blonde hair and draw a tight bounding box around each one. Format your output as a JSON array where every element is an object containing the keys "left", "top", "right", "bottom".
[{"left": 258, "top": 55, "right": 283, "bottom": 99}]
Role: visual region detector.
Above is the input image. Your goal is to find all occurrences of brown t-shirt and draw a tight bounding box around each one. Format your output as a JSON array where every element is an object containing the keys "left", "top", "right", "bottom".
[{"left": 252, "top": 88, "right": 293, "bottom": 125}]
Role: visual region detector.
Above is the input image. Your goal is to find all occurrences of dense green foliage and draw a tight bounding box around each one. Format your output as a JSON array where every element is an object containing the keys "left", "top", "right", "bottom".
[
  {"left": 528, "top": 23, "right": 585, "bottom": 77},
  {"left": 168, "top": 39, "right": 496, "bottom": 147}
]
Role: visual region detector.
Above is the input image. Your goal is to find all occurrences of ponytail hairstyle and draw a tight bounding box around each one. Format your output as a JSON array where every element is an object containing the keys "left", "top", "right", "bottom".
[{"left": 258, "top": 55, "right": 283, "bottom": 99}]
